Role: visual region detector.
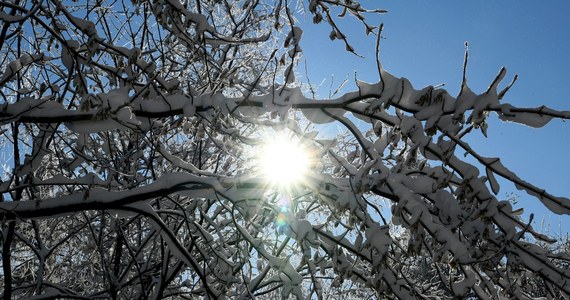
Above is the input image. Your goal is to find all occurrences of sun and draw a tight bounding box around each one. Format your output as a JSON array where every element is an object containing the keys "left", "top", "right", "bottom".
[{"left": 257, "top": 134, "right": 311, "bottom": 186}]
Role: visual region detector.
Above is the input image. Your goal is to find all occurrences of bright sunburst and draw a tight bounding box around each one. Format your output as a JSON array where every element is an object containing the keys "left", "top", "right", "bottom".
[{"left": 258, "top": 134, "right": 310, "bottom": 186}]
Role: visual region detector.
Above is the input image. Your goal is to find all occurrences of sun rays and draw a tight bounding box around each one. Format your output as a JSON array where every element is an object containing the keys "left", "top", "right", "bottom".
[
  {"left": 255, "top": 133, "right": 314, "bottom": 233},
  {"left": 257, "top": 134, "right": 311, "bottom": 188}
]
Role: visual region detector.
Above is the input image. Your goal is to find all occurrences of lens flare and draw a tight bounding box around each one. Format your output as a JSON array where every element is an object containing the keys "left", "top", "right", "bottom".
[
  {"left": 276, "top": 210, "right": 288, "bottom": 226},
  {"left": 275, "top": 206, "right": 289, "bottom": 234}
]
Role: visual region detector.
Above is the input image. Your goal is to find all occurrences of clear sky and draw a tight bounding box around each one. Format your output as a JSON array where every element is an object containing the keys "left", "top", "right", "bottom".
[{"left": 300, "top": 1, "right": 570, "bottom": 234}]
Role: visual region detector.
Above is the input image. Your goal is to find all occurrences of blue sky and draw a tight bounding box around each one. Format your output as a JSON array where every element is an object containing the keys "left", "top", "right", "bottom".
[{"left": 300, "top": 1, "right": 570, "bottom": 233}]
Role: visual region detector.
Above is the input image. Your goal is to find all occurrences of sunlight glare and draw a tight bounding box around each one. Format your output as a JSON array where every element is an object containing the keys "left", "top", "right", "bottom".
[{"left": 258, "top": 135, "right": 310, "bottom": 186}]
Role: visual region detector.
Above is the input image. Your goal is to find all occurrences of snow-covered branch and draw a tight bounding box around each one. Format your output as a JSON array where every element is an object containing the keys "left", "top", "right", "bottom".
[{"left": 1, "top": 0, "right": 569, "bottom": 299}]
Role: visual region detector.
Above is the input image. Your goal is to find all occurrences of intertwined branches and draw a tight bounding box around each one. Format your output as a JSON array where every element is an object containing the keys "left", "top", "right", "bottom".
[{"left": 1, "top": 0, "right": 569, "bottom": 299}]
